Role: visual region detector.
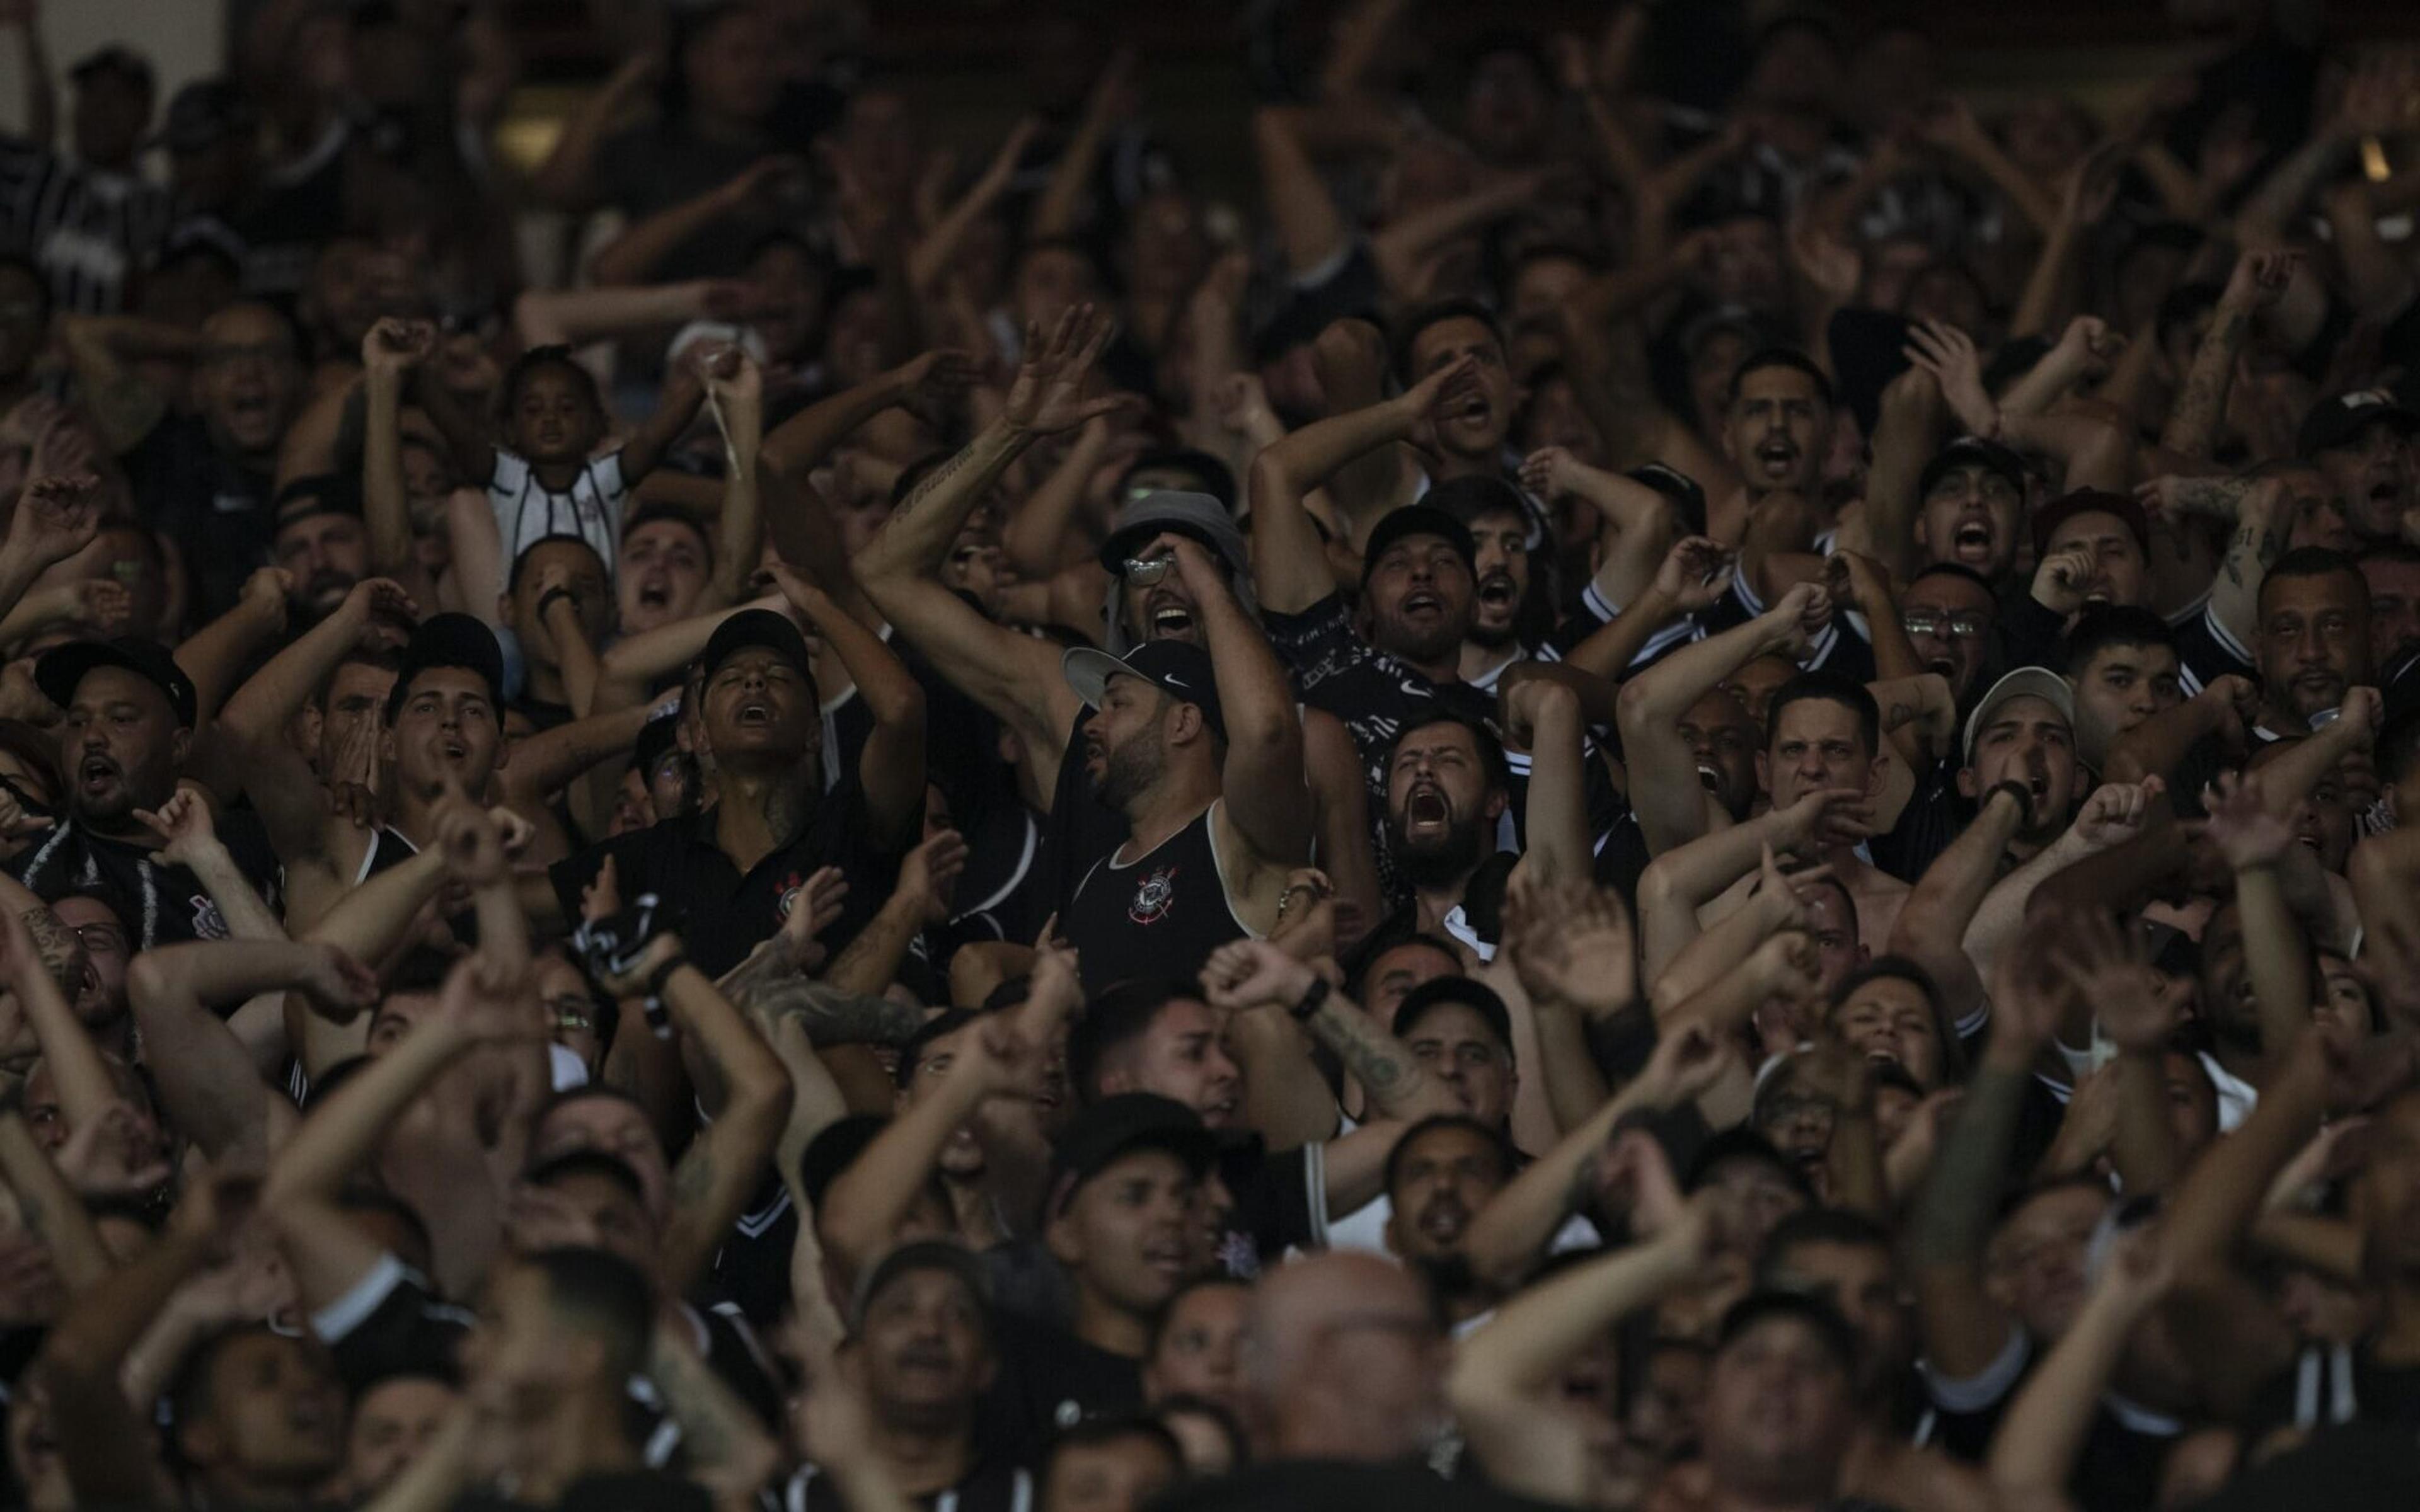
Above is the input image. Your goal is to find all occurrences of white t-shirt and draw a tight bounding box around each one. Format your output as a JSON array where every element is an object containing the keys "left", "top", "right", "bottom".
[{"left": 489, "top": 447, "right": 627, "bottom": 570}]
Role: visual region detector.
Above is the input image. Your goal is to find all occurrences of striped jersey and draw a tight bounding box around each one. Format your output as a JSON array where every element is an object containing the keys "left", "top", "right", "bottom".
[{"left": 0, "top": 141, "right": 172, "bottom": 313}]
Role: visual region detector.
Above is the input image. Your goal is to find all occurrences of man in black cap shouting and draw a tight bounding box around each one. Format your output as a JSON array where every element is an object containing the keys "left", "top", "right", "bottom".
[
  {"left": 2300, "top": 389, "right": 2417, "bottom": 547},
  {"left": 1054, "top": 530, "right": 1310, "bottom": 990},
  {"left": 11, "top": 635, "right": 280, "bottom": 946},
  {"left": 547, "top": 606, "right": 925, "bottom": 975}
]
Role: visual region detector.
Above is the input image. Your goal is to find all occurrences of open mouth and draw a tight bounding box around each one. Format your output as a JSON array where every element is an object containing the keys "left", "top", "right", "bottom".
[
  {"left": 1952, "top": 519, "right": 1993, "bottom": 561},
  {"left": 1402, "top": 590, "right": 1444, "bottom": 619},
  {"left": 1695, "top": 761, "right": 1722, "bottom": 791},
  {"left": 735, "top": 699, "right": 773, "bottom": 727},
  {"left": 637, "top": 579, "right": 671, "bottom": 610},
  {"left": 1925, "top": 656, "right": 1958, "bottom": 680},
  {"left": 1477, "top": 572, "right": 1518, "bottom": 609},
  {"left": 1419, "top": 1198, "right": 1468, "bottom": 1242},
  {"left": 1405, "top": 784, "right": 1451, "bottom": 831},
  {"left": 1755, "top": 437, "right": 1797, "bottom": 478},
  {"left": 1204, "top": 1093, "right": 1239, "bottom": 1124},
  {"left": 895, "top": 1343, "right": 954, "bottom": 1374},
  {"left": 1143, "top": 1239, "right": 1189, "bottom": 1277},
  {"left": 2025, "top": 772, "right": 2048, "bottom": 803},
  {"left": 1148, "top": 597, "right": 1194, "bottom": 639},
  {"left": 78, "top": 753, "right": 117, "bottom": 794},
  {"left": 439, "top": 737, "right": 469, "bottom": 762}
]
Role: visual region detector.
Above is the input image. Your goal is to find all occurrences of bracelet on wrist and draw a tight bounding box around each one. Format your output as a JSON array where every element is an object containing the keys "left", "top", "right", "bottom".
[{"left": 1287, "top": 976, "right": 1331, "bottom": 1024}]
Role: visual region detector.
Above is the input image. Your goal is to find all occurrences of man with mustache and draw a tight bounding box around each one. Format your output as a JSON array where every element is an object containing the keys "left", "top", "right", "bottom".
[
  {"left": 9, "top": 636, "right": 281, "bottom": 946},
  {"left": 1381, "top": 1112, "right": 1516, "bottom": 1327},
  {"left": 1381, "top": 701, "right": 1589, "bottom": 954},
  {"left": 268, "top": 479, "right": 371, "bottom": 624}
]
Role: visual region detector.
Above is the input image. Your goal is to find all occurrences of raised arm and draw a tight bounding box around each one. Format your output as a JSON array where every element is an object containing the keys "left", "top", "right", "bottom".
[
  {"left": 129, "top": 939, "right": 368, "bottom": 1160},
  {"left": 587, "top": 156, "right": 797, "bottom": 287},
  {"left": 773, "top": 563, "right": 926, "bottom": 845},
  {"left": 1246, "top": 358, "right": 1482, "bottom": 613},
  {"left": 618, "top": 346, "right": 716, "bottom": 486},
  {"left": 2201, "top": 770, "right": 2311, "bottom": 1084},
  {"left": 1160, "top": 536, "right": 1310, "bottom": 870},
  {"left": 1884, "top": 785, "right": 2027, "bottom": 1029},
  {"left": 910, "top": 119, "right": 1040, "bottom": 292},
  {"left": 361, "top": 318, "right": 436, "bottom": 584},
  {"left": 1615, "top": 581, "right": 1823, "bottom": 856},
  {"left": 1031, "top": 50, "right": 1132, "bottom": 240},
  {"left": 1519, "top": 447, "right": 1678, "bottom": 618},
  {"left": 1909, "top": 921, "right": 2061, "bottom": 1382},
  {"left": 1249, "top": 104, "right": 1354, "bottom": 280},
  {"left": 2161, "top": 249, "right": 2293, "bottom": 462},
  {"left": 526, "top": 50, "right": 658, "bottom": 210},
  {"left": 0, "top": 879, "right": 113, "bottom": 1140},
  {"left": 704, "top": 350, "right": 765, "bottom": 609},
  {"left": 1987, "top": 1228, "right": 2174, "bottom": 1507}
]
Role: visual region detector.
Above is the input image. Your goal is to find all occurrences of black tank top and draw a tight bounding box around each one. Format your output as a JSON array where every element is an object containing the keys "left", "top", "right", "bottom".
[{"left": 1060, "top": 805, "right": 1247, "bottom": 993}]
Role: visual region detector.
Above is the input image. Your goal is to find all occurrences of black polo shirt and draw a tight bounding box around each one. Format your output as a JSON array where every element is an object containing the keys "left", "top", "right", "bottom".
[{"left": 548, "top": 776, "right": 903, "bottom": 978}]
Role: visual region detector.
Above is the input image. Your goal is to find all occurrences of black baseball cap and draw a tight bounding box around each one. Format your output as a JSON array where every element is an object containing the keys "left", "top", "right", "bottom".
[
  {"left": 1361, "top": 505, "right": 1475, "bottom": 585},
  {"left": 149, "top": 78, "right": 253, "bottom": 154},
  {"left": 851, "top": 1239, "right": 995, "bottom": 1334},
  {"left": 1918, "top": 437, "right": 2026, "bottom": 503},
  {"left": 1717, "top": 1289, "right": 1861, "bottom": 1375},
  {"left": 1392, "top": 976, "right": 1514, "bottom": 1061},
  {"left": 2298, "top": 389, "right": 2420, "bottom": 457},
  {"left": 36, "top": 638, "right": 196, "bottom": 729},
  {"left": 701, "top": 608, "right": 811, "bottom": 683},
  {"left": 70, "top": 46, "right": 154, "bottom": 95},
  {"left": 1627, "top": 462, "right": 1709, "bottom": 538},
  {"left": 1061, "top": 640, "right": 1226, "bottom": 743},
  {"left": 1049, "top": 1094, "right": 1218, "bottom": 1208},
  {"left": 386, "top": 612, "right": 503, "bottom": 721}
]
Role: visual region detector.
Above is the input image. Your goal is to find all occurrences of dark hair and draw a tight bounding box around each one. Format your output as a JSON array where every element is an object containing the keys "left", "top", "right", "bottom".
[
  {"left": 506, "top": 530, "right": 609, "bottom": 593},
  {"left": 2366, "top": 540, "right": 2420, "bottom": 569},
  {"left": 167, "top": 1323, "right": 290, "bottom": 1455},
  {"left": 524, "top": 1246, "right": 657, "bottom": 1382},
  {"left": 496, "top": 344, "right": 604, "bottom": 427},
  {"left": 1393, "top": 298, "right": 1506, "bottom": 384},
  {"left": 1826, "top": 954, "right": 1966, "bottom": 1084},
  {"left": 318, "top": 645, "right": 405, "bottom": 711},
  {"left": 898, "top": 1007, "right": 982, "bottom": 1088},
  {"left": 1382, "top": 1113, "right": 1516, "bottom": 1198},
  {"left": 1039, "top": 1412, "right": 1184, "bottom": 1489},
  {"left": 619, "top": 501, "right": 713, "bottom": 563},
  {"left": 1344, "top": 928, "right": 1465, "bottom": 1003},
  {"left": 1145, "top": 1276, "right": 1248, "bottom": 1365},
  {"left": 1766, "top": 669, "right": 1879, "bottom": 757},
  {"left": 1119, "top": 448, "right": 1237, "bottom": 512},
  {"left": 1756, "top": 1206, "right": 1896, "bottom": 1283},
  {"left": 1907, "top": 561, "right": 1997, "bottom": 601},
  {"left": 522, "top": 1148, "right": 650, "bottom": 1208},
  {"left": 1383, "top": 709, "right": 1512, "bottom": 795},
  {"left": 1068, "top": 981, "right": 1204, "bottom": 1102},
  {"left": 2061, "top": 604, "right": 2179, "bottom": 679},
  {"left": 1727, "top": 346, "right": 1835, "bottom": 409},
  {"left": 2261, "top": 546, "right": 2368, "bottom": 604}
]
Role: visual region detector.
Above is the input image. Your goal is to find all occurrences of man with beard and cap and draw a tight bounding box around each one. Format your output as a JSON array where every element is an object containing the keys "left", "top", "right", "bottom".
[
  {"left": 2300, "top": 389, "right": 2417, "bottom": 548},
  {"left": 10, "top": 636, "right": 282, "bottom": 946},
  {"left": 1054, "top": 553, "right": 1309, "bottom": 988},
  {"left": 858, "top": 311, "right": 1381, "bottom": 943},
  {"left": 268, "top": 475, "right": 372, "bottom": 624}
]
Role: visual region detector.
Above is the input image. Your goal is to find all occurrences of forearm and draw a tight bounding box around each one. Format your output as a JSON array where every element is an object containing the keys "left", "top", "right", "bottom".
[
  {"left": 735, "top": 974, "right": 926, "bottom": 1048},
  {"left": 127, "top": 953, "right": 282, "bottom": 1160},
  {"left": 1891, "top": 794, "right": 2024, "bottom": 961},
  {"left": 1564, "top": 583, "right": 1681, "bottom": 684},
  {"left": 621, "top": 382, "right": 708, "bottom": 483},
  {"left": 710, "top": 399, "right": 764, "bottom": 607},
  {"left": 821, "top": 894, "right": 925, "bottom": 1000},
  {"left": 1001, "top": 427, "right": 1109, "bottom": 578},
  {"left": 364, "top": 370, "right": 414, "bottom": 573},
  {"left": 8, "top": 946, "right": 117, "bottom": 1133},
  {"left": 1305, "top": 988, "right": 1448, "bottom": 1121},
  {"left": 2234, "top": 133, "right": 2351, "bottom": 247},
  {"left": 1519, "top": 700, "right": 1591, "bottom": 885},
  {"left": 505, "top": 703, "right": 654, "bottom": 798},
  {"left": 1961, "top": 829, "right": 2092, "bottom": 978},
  {"left": 301, "top": 849, "right": 446, "bottom": 966},
  {"left": 1456, "top": 1232, "right": 1696, "bottom": 1400},
  {"left": 2206, "top": 496, "right": 2282, "bottom": 648},
  {"left": 1249, "top": 401, "right": 1414, "bottom": 610},
  {"left": 1464, "top": 1084, "right": 1647, "bottom": 1288},
  {"left": 176, "top": 598, "right": 286, "bottom": 721},
  {"left": 821, "top": 1074, "right": 985, "bottom": 1272},
  {"left": 2010, "top": 217, "right": 2083, "bottom": 341},
  {"left": 0, "top": 1115, "right": 108, "bottom": 1290},
  {"left": 857, "top": 418, "right": 1032, "bottom": 582},
  {"left": 587, "top": 187, "right": 735, "bottom": 287},
  {"left": 2106, "top": 1051, "right": 2184, "bottom": 1195},
  {"left": 542, "top": 601, "right": 602, "bottom": 716},
  {"left": 264, "top": 1020, "right": 473, "bottom": 1205},
  {"left": 1996, "top": 408, "right": 2132, "bottom": 493},
  {"left": 2159, "top": 294, "right": 2254, "bottom": 460},
  {"left": 217, "top": 603, "right": 367, "bottom": 742},
  {"left": 2235, "top": 865, "right": 2309, "bottom": 1077},
  {"left": 2104, "top": 697, "right": 2227, "bottom": 786},
  {"left": 1911, "top": 1060, "right": 2032, "bottom": 1269},
  {"left": 510, "top": 282, "right": 713, "bottom": 349}
]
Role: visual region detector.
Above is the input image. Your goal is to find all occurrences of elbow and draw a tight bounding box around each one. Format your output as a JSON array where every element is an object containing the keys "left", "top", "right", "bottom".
[
  {"left": 1612, "top": 671, "right": 1658, "bottom": 735},
  {"left": 124, "top": 954, "right": 173, "bottom": 1017}
]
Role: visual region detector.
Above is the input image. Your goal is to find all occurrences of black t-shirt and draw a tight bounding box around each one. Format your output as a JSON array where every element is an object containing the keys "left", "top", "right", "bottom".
[
  {"left": 981, "top": 1311, "right": 1144, "bottom": 1461},
  {"left": 550, "top": 777, "right": 904, "bottom": 978},
  {"left": 124, "top": 413, "right": 275, "bottom": 624},
  {"left": 1922, "top": 1329, "right": 2179, "bottom": 1512},
  {"left": 8, "top": 810, "right": 283, "bottom": 951},
  {"left": 2244, "top": 1340, "right": 2420, "bottom": 1441},
  {"left": 783, "top": 1457, "right": 1030, "bottom": 1512},
  {"left": 454, "top": 1469, "right": 710, "bottom": 1512}
]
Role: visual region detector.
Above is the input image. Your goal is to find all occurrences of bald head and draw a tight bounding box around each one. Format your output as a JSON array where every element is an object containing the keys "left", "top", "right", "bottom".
[{"left": 1240, "top": 1252, "right": 1444, "bottom": 1463}]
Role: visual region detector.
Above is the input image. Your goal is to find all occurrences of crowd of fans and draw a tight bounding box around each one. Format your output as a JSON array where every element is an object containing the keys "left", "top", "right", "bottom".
[{"left": 0, "top": 0, "right": 2414, "bottom": 1507}]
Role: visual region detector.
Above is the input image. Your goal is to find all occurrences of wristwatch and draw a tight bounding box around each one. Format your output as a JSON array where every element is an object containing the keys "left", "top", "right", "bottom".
[{"left": 1288, "top": 976, "right": 1330, "bottom": 1023}]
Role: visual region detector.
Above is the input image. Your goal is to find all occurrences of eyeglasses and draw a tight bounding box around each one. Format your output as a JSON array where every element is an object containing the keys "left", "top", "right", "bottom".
[
  {"left": 1122, "top": 556, "right": 1173, "bottom": 587},
  {"left": 1902, "top": 612, "right": 1989, "bottom": 640},
  {"left": 544, "top": 994, "right": 596, "bottom": 1033}
]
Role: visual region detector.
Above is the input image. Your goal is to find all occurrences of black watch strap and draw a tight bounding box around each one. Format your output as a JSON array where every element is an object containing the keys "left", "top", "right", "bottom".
[{"left": 1288, "top": 976, "right": 1330, "bottom": 1023}]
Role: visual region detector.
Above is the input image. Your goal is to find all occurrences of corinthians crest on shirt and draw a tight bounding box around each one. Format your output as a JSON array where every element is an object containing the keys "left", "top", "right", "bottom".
[{"left": 1128, "top": 864, "right": 1179, "bottom": 924}]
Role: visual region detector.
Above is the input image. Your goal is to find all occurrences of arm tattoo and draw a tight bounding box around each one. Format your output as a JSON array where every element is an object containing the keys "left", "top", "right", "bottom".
[
  {"left": 18, "top": 908, "right": 83, "bottom": 997},
  {"left": 894, "top": 437, "right": 984, "bottom": 529},
  {"left": 1883, "top": 699, "right": 1917, "bottom": 731},
  {"left": 730, "top": 976, "right": 925, "bottom": 1046},
  {"left": 1306, "top": 998, "right": 1421, "bottom": 1112},
  {"left": 2169, "top": 309, "right": 2249, "bottom": 459}
]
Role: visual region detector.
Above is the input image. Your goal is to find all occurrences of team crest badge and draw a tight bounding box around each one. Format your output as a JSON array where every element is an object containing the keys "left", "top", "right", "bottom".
[
  {"left": 190, "top": 895, "right": 228, "bottom": 941},
  {"left": 1128, "top": 865, "right": 1178, "bottom": 924},
  {"left": 776, "top": 872, "right": 804, "bottom": 917}
]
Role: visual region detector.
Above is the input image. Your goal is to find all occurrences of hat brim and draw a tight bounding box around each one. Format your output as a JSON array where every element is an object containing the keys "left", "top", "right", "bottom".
[
  {"left": 1962, "top": 668, "right": 2075, "bottom": 763},
  {"left": 1061, "top": 646, "right": 1127, "bottom": 709},
  {"left": 35, "top": 641, "right": 190, "bottom": 727}
]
